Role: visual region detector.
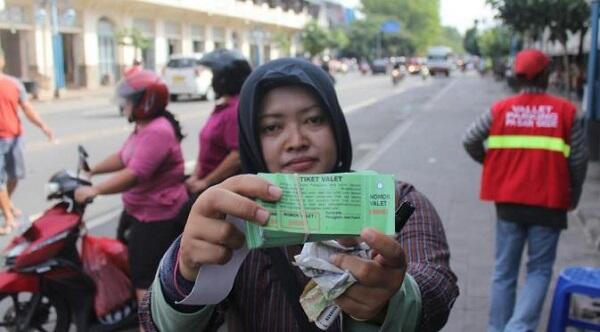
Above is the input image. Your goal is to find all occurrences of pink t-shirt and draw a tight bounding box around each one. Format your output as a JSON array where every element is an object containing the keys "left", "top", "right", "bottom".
[
  {"left": 196, "top": 95, "right": 240, "bottom": 178},
  {"left": 120, "top": 117, "right": 188, "bottom": 222}
]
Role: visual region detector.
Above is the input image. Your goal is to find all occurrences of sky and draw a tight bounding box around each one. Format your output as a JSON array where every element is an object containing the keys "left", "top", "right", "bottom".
[{"left": 337, "top": 0, "right": 497, "bottom": 34}]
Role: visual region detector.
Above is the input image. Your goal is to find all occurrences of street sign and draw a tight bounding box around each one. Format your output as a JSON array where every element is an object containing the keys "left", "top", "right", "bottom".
[{"left": 380, "top": 20, "right": 401, "bottom": 34}]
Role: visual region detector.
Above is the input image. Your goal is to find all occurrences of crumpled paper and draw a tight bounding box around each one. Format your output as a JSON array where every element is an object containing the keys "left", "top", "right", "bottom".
[{"left": 294, "top": 240, "right": 371, "bottom": 330}]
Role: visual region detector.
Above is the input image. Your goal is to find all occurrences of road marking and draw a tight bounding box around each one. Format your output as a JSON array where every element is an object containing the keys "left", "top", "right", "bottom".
[
  {"left": 344, "top": 98, "right": 378, "bottom": 114},
  {"left": 342, "top": 78, "right": 429, "bottom": 114},
  {"left": 354, "top": 78, "right": 458, "bottom": 169},
  {"left": 354, "top": 119, "right": 415, "bottom": 170},
  {"left": 423, "top": 78, "right": 459, "bottom": 111}
]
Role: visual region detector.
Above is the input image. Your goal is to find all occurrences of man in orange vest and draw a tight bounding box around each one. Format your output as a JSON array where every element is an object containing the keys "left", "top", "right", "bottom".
[{"left": 463, "top": 49, "right": 588, "bottom": 332}]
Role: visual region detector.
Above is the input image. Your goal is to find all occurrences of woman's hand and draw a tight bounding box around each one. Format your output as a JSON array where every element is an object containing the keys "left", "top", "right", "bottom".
[
  {"left": 178, "top": 175, "right": 283, "bottom": 281},
  {"left": 186, "top": 177, "right": 210, "bottom": 194},
  {"left": 331, "top": 228, "right": 407, "bottom": 323},
  {"left": 74, "top": 186, "right": 99, "bottom": 204}
]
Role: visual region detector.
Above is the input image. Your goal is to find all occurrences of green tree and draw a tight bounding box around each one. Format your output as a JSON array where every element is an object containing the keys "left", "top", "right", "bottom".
[
  {"left": 328, "top": 28, "right": 350, "bottom": 50},
  {"left": 301, "top": 21, "right": 331, "bottom": 57},
  {"left": 437, "top": 26, "right": 464, "bottom": 54},
  {"left": 340, "top": 19, "right": 380, "bottom": 59},
  {"left": 116, "top": 28, "right": 151, "bottom": 60},
  {"left": 382, "top": 31, "right": 416, "bottom": 57},
  {"left": 361, "top": 0, "right": 441, "bottom": 54},
  {"left": 479, "top": 26, "right": 511, "bottom": 58},
  {"left": 487, "top": 0, "right": 590, "bottom": 91},
  {"left": 273, "top": 32, "right": 292, "bottom": 56},
  {"left": 463, "top": 25, "right": 481, "bottom": 56},
  {"left": 340, "top": 18, "right": 416, "bottom": 59},
  {"left": 486, "top": 0, "right": 546, "bottom": 40}
]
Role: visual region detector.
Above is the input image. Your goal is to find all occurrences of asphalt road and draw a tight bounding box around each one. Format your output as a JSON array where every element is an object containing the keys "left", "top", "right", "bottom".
[{"left": 5, "top": 72, "right": 434, "bottom": 242}]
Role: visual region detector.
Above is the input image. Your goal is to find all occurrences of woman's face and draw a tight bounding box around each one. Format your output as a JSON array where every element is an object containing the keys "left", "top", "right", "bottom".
[{"left": 259, "top": 86, "right": 337, "bottom": 174}]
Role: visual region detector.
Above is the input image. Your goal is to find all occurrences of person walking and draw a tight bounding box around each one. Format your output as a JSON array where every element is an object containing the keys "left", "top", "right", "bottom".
[
  {"left": 0, "top": 47, "right": 54, "bottom": 234},
  {"left": 463, "top": 49, "right": 588, "bottom": 332}
]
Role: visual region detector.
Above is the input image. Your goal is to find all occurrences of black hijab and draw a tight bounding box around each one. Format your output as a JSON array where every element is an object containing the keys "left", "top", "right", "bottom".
[{"left": 238, "top": 58, "right": 352, "bottom": 174}]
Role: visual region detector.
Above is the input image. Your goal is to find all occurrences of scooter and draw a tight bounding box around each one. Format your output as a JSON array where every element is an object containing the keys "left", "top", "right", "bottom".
[
  {"left": 391, "top": 66, "right": 405, "bottom": 86},
  {"left": 0, "top": 146, "right": 137, "bottom": 332}
]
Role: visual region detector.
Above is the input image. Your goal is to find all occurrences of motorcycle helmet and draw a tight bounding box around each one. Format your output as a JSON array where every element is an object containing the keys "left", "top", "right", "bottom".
[
  {"left": 198, "top": 49, "right": 252, "bottom": 99},
  {"left": 116, "top": 70, "right": 168, "bottom": 121}
]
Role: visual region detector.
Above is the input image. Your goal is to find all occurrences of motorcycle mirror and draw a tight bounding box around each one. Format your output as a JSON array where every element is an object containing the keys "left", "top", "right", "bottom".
[
  {"left": 77, "top": 145, "right": 91, "bottom": 173},
  {"left": 78, "top": 145, "right": 89, "bottom": 159}
]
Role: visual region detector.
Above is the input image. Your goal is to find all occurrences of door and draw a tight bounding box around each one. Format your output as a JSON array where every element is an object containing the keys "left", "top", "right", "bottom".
[{"left": 97, "top": 18, "right": 117, "bottom": 85}]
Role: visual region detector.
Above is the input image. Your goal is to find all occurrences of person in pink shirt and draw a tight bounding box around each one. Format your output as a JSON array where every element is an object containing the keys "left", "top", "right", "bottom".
[
  {"left": 124, "top": 59, "right": 143, "bottom": 78},
  {"left": 74, "top": 71, "right": 188, "bottom": 312},
  {"left": 185, "top": 50, "right": 252, "bottom": 194}
]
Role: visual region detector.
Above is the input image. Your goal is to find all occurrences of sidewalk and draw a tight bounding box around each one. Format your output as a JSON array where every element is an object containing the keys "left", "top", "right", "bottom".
[
  {"left": 576, "top": 162, "right": 600, "bottom": 251},
  {"left": 369, "top": 72, "right": 600, "bottom": 331},
  {"left": 31, "top": 86, "right": 115, "bottom": 114}
]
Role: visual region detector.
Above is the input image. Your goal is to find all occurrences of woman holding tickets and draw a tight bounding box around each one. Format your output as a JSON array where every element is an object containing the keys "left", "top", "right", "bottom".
[{"left": 139, "top": 58, "right": 458, "bottom": 331}]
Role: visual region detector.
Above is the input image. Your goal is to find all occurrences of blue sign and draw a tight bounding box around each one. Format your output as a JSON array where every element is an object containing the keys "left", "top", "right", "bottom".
[{"left": 380, "top": 21, "right": 401, "bottom": 34}]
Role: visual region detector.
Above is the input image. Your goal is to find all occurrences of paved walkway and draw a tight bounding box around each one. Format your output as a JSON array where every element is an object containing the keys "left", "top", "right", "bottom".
[{"left": 368, "top": 72, "right": 600, "bottom": 331}]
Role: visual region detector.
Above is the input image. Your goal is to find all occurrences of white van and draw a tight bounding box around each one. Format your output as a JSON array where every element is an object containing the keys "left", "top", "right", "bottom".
[
  {"left": 426, "top": 46, "right": 454, "bottom": 77},
  {"left": 163, "top": 54, "right": 215, "bottom": 101}
]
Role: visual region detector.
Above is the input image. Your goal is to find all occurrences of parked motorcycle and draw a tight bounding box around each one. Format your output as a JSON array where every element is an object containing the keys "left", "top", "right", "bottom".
[{"left": 0, "top": 146, "right": 137, "bottom": 332}]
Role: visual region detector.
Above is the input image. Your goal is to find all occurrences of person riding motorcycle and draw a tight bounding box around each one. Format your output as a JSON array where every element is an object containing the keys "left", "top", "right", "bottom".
[
  {"left": 74, "top": 70, "right": 188, "bottom": 330},
  {"left": 391, "top": 62, "right": 404, "bottom": 85}
]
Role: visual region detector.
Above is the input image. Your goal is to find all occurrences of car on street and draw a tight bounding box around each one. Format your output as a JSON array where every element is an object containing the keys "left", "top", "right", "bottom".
[
  {"left": 163, "top": 54, "right": 215, "bottom": 101},
  {"left": 427, "top": 46, "right": 454, "bottom": 77},
  {"left": 370, "top": 58, "right": 388, "bottom": 74}
]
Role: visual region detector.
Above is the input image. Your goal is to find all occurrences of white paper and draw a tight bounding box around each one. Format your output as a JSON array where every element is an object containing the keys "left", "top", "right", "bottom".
[{"left": 178, "top": 216, "right": 250, "bottom": 305}]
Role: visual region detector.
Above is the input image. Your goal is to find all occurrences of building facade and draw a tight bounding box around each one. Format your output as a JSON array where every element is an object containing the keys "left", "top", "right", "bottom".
[{"left": 0, "top": 0, "right": 310, "bottom": 95}]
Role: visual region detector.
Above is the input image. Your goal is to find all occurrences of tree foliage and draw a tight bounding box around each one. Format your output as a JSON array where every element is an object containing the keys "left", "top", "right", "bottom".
[
  {"left": 273, "top": 32, "right": 292, "bottom": 56},
  {"left": 339, "top": 19, "right": 380, "bottom": 59},
  {"left": 479, "top": 26, "right": 512, "bottom": 58},
  {"left": 463, "top": 26, "right": 481, "bottom": 56},
  {"left": 437, "top": 26, "right": 464, "bottom": 54},
  {"left": 486, "top": 0, "right": 590, "bottom": 52},
  {"left": 487, "top": 0, "right": 591, "bottom": 90},
  {"left": 115, "top": 28, "right": 151, "bottom": 59},
  {"left": 340, "top": 18, "right": 416, "bottom": 60},
  {"left": 361, "top": 0, "right": 441, "bottom": 54},
  {"left": 301, "top": 22, "right": 350, "bottom": 57},
  {"left": 301, "top": 21, "right": 331, "bottom": 57}
]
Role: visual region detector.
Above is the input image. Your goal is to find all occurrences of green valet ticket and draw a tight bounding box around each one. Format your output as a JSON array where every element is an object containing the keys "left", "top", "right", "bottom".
[{"left": 245, "top": 172, "right": 396, "bottom": 249}]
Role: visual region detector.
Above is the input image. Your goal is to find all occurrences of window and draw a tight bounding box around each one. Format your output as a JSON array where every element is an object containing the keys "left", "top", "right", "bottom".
[
  {"left": 193, "top": 40, "right": 205, "bottom": 53},
  {"left": 212, "top": 27, "right": 225, "bottom": 47},
  {"left": 167, "top": 58, "right": 196, "bottom": 68}
]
